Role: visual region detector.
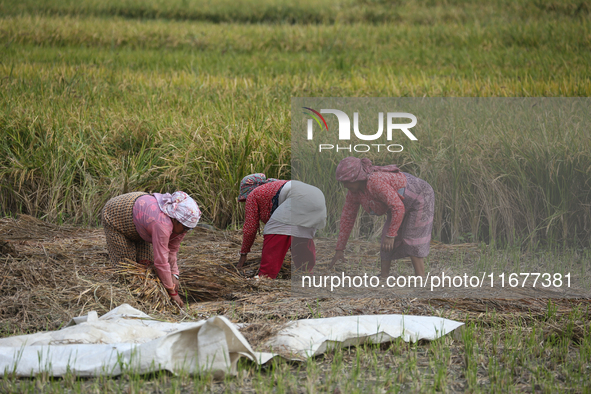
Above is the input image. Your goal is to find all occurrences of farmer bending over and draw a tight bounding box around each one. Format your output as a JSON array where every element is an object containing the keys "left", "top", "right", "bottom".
[
  {"left": 102, "top": 191, "right": 201, "bottom": 307},
  {"left": 329, "top": 157, "right": 434, "bottom": 278},
  {"left": 236, "top": 173, "right": 326, "bottom": 279}
]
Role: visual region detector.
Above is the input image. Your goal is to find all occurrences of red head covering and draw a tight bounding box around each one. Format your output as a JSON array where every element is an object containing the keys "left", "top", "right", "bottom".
[{"left": 335, "top": 157, "right": 400, "bottom": 182}]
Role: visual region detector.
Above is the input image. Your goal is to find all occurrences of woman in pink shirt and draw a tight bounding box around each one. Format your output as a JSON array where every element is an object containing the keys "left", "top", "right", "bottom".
[
  {"left": 102, "top": 191, "right": 201, "bottom": 307},
  {"left": 329, "top": 157, "right": 434, "bottom": 278}
]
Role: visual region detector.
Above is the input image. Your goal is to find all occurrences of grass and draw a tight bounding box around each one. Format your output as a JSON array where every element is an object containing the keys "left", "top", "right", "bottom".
[
  {"left": 439, "top": 242, "right": 591, "bottom": 293},
  {"left": 294, "top": 233, "right": 591, "bottom": 298},
  {"left": 1, "top": 0, "right": 589, "bottom": 24},
  {"left": 1, "top": 5, "right": 590, "bottom": 243},
  {"left": 293, "top": 97, "right": 591, "bottom": 248}
]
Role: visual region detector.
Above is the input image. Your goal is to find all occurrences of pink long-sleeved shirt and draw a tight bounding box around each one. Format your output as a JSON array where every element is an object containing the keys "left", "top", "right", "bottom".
[
  {"left": 336, "top": 172, "right": 407, "bottom": 251},
  {"left": 132, "top": 195, "right": 185, "bottom": 290}
]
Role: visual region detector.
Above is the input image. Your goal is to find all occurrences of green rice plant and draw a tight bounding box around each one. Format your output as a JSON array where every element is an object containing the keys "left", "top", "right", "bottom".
[
  {"left": 3, "top": 305, "right": 591, "bottom": 393},
  {"left": 1, "top": 1, "right": 590, "bottom": 247},
  {"left": 2, "top": 0, "right": 590, "bottom": 25}
]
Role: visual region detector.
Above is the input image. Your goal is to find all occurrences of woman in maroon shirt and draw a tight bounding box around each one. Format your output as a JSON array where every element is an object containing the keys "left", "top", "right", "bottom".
[
  {"left": 329, "top": 157, "right": 434, "bottom": 278},
  {"left": 236, "top": 173, "right": 326, "bottom": 279}
]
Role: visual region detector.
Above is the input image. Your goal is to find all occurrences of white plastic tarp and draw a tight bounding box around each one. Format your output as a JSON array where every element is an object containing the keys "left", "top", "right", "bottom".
[
  {"left": 0, "top": 304, "right": 273, "bottom": 378},
  {"left": 0, "top": 304, "right": 463, "bottom": 377},
  {"left": 265, "top": 315, "right": 464, "bottom": 358}
]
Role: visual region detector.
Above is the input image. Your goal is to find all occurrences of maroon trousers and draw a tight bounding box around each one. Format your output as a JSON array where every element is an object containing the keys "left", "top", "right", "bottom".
[{"left": 258, "top": 235, "right": 316, "bottom": 279}]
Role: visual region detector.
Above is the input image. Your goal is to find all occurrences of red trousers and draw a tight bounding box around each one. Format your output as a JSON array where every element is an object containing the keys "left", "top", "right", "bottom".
[{"left": 258, "top": 235, "right": 316, "bottom": 279}]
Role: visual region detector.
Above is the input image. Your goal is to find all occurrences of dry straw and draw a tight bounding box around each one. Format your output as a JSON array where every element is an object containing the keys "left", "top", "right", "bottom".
[{"left": 1, "top": 215, "right": 589, "bottom": 349}]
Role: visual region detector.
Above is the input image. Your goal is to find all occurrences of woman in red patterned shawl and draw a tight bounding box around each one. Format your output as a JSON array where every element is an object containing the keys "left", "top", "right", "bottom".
[
  {"left": 329, "top": 157, "right": 434, "bottom": 277},
  {"left": 236, "top": 173, "right": 326, "bottom": 279}
]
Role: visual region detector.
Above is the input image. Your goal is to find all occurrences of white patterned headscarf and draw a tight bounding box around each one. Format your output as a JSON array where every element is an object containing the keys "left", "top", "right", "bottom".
[{"left": 153, "top": 191, "right": 201, "bottom": 228}]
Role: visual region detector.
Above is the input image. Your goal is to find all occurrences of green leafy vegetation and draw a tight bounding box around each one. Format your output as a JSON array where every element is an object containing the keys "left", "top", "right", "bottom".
[{"left": 1, "top": 2, "right": 589, "bottom": 243}]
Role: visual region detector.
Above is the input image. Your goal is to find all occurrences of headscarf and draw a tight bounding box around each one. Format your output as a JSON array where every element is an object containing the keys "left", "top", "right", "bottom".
[
  {"left": 335, "top": 157, "right": 400, "bottom": 183},
  {"left": 153, "top": 191, "right": 201, "bottom": 228},
  {"left": 238, "top": 173, "right": 279, "bottom": 202}
]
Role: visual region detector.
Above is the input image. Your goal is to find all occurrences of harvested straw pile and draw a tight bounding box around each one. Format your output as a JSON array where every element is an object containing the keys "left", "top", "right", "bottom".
[
  {"left": 109, "top": 259, "right": 175, "bottom": 311},
  {"left": 179, "top": 259, "right": 290, "bottom": 302},
  {"left": 106, "top": 225, "right": 291, "bottom": 306},
  {"left": 181, "top": 260, "right": 244, "bottom": 301},
  {"left": 0, "top": 215, "right": 151, "bottom": 332},
  {"left": 0, "top": 215, "right": 292, "bottom": 333},
  {"left": 2, "top": 214, "right": 589, "bottom": 350},
  {"left": 107, "top": 258, "right": 250, "bottom": 309}
]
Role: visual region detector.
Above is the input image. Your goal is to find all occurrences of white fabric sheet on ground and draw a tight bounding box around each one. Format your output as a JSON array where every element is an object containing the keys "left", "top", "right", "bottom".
[
  {"left": 0, "top": 305, "right": 463, "bottom": 377},
  {"left": 265, "top": 315, "right": 464, "bottom": 358},
  {"left": 0, "top": 304, "right": 273, "bottom": 378}
]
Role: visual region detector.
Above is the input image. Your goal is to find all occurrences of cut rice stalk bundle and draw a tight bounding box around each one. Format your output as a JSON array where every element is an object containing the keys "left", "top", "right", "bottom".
[
  {"left": 180, "top": 259, "right": 292, "bottom": 301},
  {"left": 110, "top": 257, "right": 251, "bottom": 305},
  {"left": 180, "top": 260, "right": 247, "bottom": 301},
  {"left": 110, "top": 259, "right": 174, "bottom": 311}
]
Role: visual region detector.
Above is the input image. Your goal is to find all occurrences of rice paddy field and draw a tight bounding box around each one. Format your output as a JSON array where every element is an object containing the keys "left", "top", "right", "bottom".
[{"left": 1, "top": 0, "right": 591, "bottom": 392}]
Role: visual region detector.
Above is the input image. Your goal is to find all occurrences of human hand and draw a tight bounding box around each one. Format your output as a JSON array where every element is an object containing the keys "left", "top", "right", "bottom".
[
  {"left": 328, "top": 250, "right": 346, "bottom": 269},
  {"left": 170, "top": 293, "right": 184, "bottom": 308},
  {"left": 172, "top": 276, "right": 180, "bottom": 293},
  {"left": 381, "top": 236, "right": 396, "bottom": 252},
  {"left": 237, "top": 254, "right": 247, "bottom": 270}
]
